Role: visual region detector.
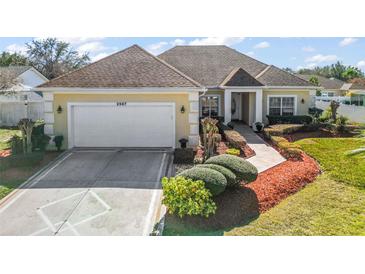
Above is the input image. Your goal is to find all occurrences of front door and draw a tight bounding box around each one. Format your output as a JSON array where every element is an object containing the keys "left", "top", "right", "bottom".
[{"left": 231, "top": 93, "right": 241, "bottom": 120}]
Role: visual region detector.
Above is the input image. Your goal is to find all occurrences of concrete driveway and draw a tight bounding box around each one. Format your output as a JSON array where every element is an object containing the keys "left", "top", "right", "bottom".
[{"left": 0, "top": 149, "right": 172, "bottom": 236}]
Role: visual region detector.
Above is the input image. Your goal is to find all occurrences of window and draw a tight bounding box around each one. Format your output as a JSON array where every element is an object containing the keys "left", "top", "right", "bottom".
[
  {"left": 268, "top": 96, "right": 296, "bottom": 116},
  {"left": 200, "top": 95, "right": 220, "bottom": 117}
]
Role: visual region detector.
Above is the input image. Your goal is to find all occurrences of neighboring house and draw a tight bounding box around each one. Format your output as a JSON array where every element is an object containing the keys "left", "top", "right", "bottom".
[
  {"left": 0, "top": 66, "right": 48, "bottom": 126},
  {"left": 35, "top": 45, "right": 315, "bottom": 149},
  {"left": 295, "top": 74, "right": 348, "bottom": 97},
  {"left": 297, "top": 74, "right": 365, "bottom": 106}
]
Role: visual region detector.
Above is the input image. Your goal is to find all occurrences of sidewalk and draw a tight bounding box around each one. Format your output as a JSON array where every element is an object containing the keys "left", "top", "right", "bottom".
[{"left": 233, "top": 123, "right": 286, "bottom": 173}]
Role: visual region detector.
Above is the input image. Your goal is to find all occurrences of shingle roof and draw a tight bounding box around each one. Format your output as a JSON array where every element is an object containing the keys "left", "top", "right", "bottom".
[
  {"left": 0, "top": 66, "right": 32, "bottom": 77},
  {"left": 38, "top": 45, "right": 201, "bottom": 88},
  {"left": 349, "top": 81, "right": 365, "bottom": 90},
  {"left": 158, "top": 46, "right": 312, "bottom": 87},
  {"left": 295, "top": 74, "right": 345, "bottom": 89},
  {"left": 221, "top": 67, "right": 263, "bottom": 87}
]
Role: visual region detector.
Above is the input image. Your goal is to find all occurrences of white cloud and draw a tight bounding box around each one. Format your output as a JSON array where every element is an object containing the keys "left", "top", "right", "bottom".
[
  {"left": 77, "top": 41, "right": 107, "bottom": 54},
  {"left": 5, "top": 44, "right": 27, "bottom": 54},
  {"left": 302, "top": 46, "right": 315, "bottom": 52},
  {"left": 188, "top": 37, "right": 244, "bottom": 46},
  {"left": 339, "top": 37, "right": 358, "bottom": 47},
  {"left": 171, "top": 39, "right": 186, "bottom": 46},
  {"left": 146, "top": 41, "right": 169, "bottom": 55},
  {"left": 305, "top": 54, "right": 338, "bottom": 63},
  {"left": 357, "top": 60, "right": 365, "bottom": 68},
  {"left": 91, "top": 52, "right": 110, "bottom": 62},
  {"left": 254, "top": 41, "right": 270, "bottom": 49},
  {"left": 57, "top": 37, "right": 105, "bottom": 45},
  {"left": 246, "top": 51, "right": 254, "bottom": 56}
]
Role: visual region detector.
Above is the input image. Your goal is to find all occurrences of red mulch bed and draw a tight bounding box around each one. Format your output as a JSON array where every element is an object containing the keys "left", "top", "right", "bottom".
[
  {"left": 168, "top": 152, "right": 320, "bottom": 230},
  {"left": 0, "top": 149, "right": 11, "bottom": 158},
  {"left": 246, "top": 152, "right": 320, "bottom": 212}
]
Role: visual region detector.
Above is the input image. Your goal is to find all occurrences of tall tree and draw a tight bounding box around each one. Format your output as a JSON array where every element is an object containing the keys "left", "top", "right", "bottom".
[
  {"left": 0, "top": 70, "right": 21, "bottom": 95},
  {"left": 341, "top": 67, "right": 364, "bottom": 81},
  {"left": 298, "top": 61, "right": 364, "bottom": 81},
  {"left": 0, "top": 52, "right": 29, "bottom": 66},
  {"left": 26, "top": 38, "right": 90, "bottom": 79}
]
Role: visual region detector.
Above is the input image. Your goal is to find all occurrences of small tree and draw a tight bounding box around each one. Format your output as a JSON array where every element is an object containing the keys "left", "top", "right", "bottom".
[
  {"left": 18, "top": 118, "right": 35, "bottom": 153},
  {"left": 330, "top": 100, "right": 340, "bottom": 122},
  {"left": 201, "top": 117, "right": 220, "bottom": 161}
]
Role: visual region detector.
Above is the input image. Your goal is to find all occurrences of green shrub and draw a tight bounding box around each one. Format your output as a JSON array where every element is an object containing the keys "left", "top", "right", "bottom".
[
  {"left": 223, "top": 130, "right": 246, "bottom": 149},
  {"left": 178, "top": 167, "right": 227, "bottom": 196},
  {"left": 266, "top": 115, "right": 312, "bottom": 125},
  {"left": 263, "top": 124, "right": 304, "bottom": 138},
  {"left": 197, "top": 164, "right": 237, "bottom": 187},
  {"left": 270, "top": 136, "right": 302, "bottom": 158},
  {"left": 8, "top": 135, "right": 23, "bottom": 155},
  {"left": 205, "top": 154, "right": 258, "bottom": 184},
  {"left": 161, "top": 176, "right": 217, "bottom": 218},
  {"left": 335, "top": 115, "right": 349, "bottom": 132},
  {"left": 225, "top": 148, "right": 240, "bottom": 156}
]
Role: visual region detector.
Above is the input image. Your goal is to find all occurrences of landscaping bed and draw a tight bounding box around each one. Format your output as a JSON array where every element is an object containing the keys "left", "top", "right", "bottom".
[
  {"left": 164, "top": 150, "right": 320, "bottom": 235},
  {"left": 225, "top": 137, "right": 365, "bottom": 236}
]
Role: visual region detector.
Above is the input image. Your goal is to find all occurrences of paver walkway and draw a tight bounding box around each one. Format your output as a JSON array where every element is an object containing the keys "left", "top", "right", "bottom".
[{"left": 233, "top": 123, "right": 286, "bottom": 173}]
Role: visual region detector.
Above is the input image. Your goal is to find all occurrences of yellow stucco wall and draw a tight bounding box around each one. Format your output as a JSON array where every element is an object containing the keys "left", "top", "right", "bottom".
[
  {"left": 262, "top": 89, "right": 310, "bottom": 123},
  {"left": 53, "top": 93, "right": 191, "bottom": 148}
]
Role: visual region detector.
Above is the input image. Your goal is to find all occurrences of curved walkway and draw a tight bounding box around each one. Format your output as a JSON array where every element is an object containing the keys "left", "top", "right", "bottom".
[{"left": 233, "top": 123, "right": 286, "bottom": 173}]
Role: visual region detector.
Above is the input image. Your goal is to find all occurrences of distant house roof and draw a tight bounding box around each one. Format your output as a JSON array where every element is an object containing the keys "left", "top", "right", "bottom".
[
  {"left": 158, "top": 46, "right": 311, "bottom": 87},
  {"left": 295, "top": 74, "right": 346, "bottom": 90},
  {"left": 38, "top": 45, "right": 201, "bottom": 89},
  {"left": 349, "top": 81, "right": 365, "bottom": 90},
  {"left": 0, "top": 66, "right": 32, "bottom": 77}
]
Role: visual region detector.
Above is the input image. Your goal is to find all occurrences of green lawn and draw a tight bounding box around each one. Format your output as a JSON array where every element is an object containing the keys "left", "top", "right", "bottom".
[
  {"left": 0, "top": 128, "right": 21, "bottom": 150},
  {"left": 163, "top": 137, "right": 365, "bottom": 236}
]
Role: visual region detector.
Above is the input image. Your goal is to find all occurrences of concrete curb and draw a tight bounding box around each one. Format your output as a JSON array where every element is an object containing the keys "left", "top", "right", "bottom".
[
  {"left": 151, "top": 153, "right": 174, "bottom": 236},
  {"left": 0, "top": 150, "right": 70, "bottom": 207}
]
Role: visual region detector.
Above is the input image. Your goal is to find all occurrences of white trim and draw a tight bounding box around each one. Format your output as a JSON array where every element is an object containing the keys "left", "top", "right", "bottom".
[
  {"left": 188, "top": 113, "right": 199, "bottom": 124},
  {"left": 199, "top": 93, "right": 222, "bottom": 117},
  {"left": 34, "top": 87, "right": 204, "bottom": 93},
  {"left": 267, "top": 95, "right": 298, "bottom": 116},
  {"left": 67, "top": 102, "right": 176, "bottom": 149}
]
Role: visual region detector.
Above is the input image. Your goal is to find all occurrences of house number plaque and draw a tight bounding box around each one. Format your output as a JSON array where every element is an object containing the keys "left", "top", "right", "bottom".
[{"left": 116, "top": 102, "right": 127, "bottom": 106}]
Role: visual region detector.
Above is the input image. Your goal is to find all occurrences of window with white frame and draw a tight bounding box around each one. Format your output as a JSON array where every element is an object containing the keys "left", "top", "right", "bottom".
[
  {"left": 268, "top": 96, "right": 296, "bottom": 116},
  {"left": 200, "top": 95, "right": 220, "bottom": 117}
]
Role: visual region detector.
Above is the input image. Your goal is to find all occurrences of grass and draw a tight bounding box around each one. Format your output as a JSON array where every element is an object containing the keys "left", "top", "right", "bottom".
[
  {"left": 226, "top": 174, "right": 365, "bottom": 236},
  {"left": 0, "top": 128, "right": 21, "bottom": 150},
  {"left": 296, "top": 138, "right": 365, "bottom": 189},
  {"left": 163, "top": 137, "right": 365, "bottom": 236}
]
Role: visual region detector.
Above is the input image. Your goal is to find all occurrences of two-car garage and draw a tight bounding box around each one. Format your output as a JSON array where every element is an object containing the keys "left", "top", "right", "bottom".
[{"left": 67, "top": 102, "right": 175, "bottom": 148}]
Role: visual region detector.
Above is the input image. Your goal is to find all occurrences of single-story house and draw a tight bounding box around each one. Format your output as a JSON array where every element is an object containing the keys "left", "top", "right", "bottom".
[
  {"left": 35, "top": 44, "right": 316, "bottom": 149},
  {"left": 0, "top": 66, "right": 48, "bottom": 125}
]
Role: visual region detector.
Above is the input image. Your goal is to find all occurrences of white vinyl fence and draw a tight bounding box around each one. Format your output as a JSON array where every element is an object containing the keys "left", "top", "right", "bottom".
[
  {"left": 0, "top": 101, "right": 44, "bottom": 126},
  {"left": 316, "top": 101, "right": 365, "bottom": 123}
]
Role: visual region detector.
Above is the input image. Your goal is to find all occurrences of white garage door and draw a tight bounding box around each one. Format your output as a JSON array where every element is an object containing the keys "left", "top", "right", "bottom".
[{"left": 68, "top": 102, "right": 175, "bottom": 148}]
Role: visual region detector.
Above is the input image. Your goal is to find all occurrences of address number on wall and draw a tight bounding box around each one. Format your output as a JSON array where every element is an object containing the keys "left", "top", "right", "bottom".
[{"left": 116, "top": 102, "right": 127, "bottom": 106}]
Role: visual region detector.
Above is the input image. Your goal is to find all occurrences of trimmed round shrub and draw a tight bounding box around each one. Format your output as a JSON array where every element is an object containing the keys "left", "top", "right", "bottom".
[
  {"left": 179, "top": 167, "right": 227, "bottom": 196},
  {"left": 205, "top": 154, "right": 258, "bottom": 184},
  {"left": 197, "top": 164, "right": 237, "bottom": 187}
]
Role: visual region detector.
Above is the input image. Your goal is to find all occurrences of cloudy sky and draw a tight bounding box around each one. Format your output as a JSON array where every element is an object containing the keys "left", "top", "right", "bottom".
[{"left": 1, "top": 37, "right": 365, "bottom": 72}]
